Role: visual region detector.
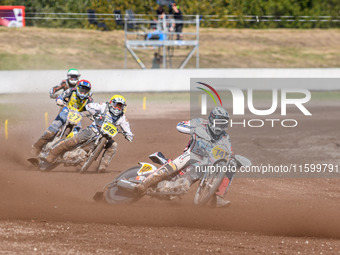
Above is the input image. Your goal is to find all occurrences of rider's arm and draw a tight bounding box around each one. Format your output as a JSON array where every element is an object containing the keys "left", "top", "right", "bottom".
[
  {"left": 176, "top": 118, "right": 206, "bottom": 134},
  {"left": 50, "top": 80, "right": 67, "bottom": 99},
  {"left": 56, "top": 88, "right": 72, "bottom": 106},
  {"left": 176, "top": 120, "right": 191, "bottom": 134},
  {"left": 116, "top": 115, "right": 133, "bottom": 141},
  {"left": 85, "top": 102, "right": 106, "bottom": 115},
  {"left": 87, "top": 95, "right": 94, "bottom": 104},
  {"left": 224, "top": 132, "right": 234, "bottom": 156}
]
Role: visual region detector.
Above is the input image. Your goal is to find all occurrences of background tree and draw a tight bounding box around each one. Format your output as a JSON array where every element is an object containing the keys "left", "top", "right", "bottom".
[{"left": 0, "top": 0, "right": 339, "bottom": 28}]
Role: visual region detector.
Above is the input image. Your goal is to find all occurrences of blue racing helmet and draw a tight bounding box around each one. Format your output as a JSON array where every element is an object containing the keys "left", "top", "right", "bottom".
[{"left": 76, "top": 80, "right": 91, "bottom": 100}]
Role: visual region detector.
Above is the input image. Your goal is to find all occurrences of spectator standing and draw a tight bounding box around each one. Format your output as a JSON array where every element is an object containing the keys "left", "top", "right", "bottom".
[
  {"left": 156, "top": 5, "right": 165, "bottom": 19},
  {"left": 156, "top": 5, "right": 167, "bottom": 31},
  {"left": 170, "top": 2, "right": 183, "bottom": 40},
  {"left": 152, "top": 52, "right": 161, "bottom": 69}
]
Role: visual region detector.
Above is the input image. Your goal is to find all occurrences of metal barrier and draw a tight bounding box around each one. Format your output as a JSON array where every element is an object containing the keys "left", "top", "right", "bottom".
[
  {"left": 124, "top": 14, "right": 200, "bottom": 69},
  {"left": 20, "top": 12, "right": 340, "bottom": 23}
]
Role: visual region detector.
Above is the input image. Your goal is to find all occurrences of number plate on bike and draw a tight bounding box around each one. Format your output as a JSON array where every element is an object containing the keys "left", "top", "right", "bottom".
[
  {"left": 212, "top": 146, "right": 229, "bottom": 160},
  {"left": 102, "top": 122, "right": 118, "bottom": 138},
  {"left": 137, "top": 163, "right": 157, "bottom": 175},
  {"left": 67, "top": 111, "right": 82, "bottom": 124}
]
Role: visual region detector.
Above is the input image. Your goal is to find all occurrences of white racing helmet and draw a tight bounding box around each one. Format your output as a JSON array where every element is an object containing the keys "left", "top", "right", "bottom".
[
  {"left": 208, "top": 107, "right": 230, "bottom": 136},
  {"left": 67, "top": 68, "right": 81, "bottom": 86}
]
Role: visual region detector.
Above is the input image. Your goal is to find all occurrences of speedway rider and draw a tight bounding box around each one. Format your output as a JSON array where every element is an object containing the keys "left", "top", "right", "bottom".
[
  {"left": 31, "top": 80, "right": 93, "bottom": 156},
  {"left": 44, "top": 95, "right": 134, "bottom": 173},
  {"left": 136, "top": 107, "right": 234, "bottom": 208},
  {"left": 49, "top": 69, "right": 81, "bottom": 98}
]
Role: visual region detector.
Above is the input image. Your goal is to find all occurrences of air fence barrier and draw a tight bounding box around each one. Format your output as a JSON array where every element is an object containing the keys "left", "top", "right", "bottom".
[
  {"left": 1, "top": 68, "right": 340, "bottom": 140},
  {"left": 2, "top": 68, "right": 340, "bottom": 94}
]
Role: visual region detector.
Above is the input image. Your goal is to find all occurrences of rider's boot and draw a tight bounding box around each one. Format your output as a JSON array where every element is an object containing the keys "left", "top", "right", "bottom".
[
  {"left": 31, "top": 130, "right": 56, "bottom": 157},
  {"left": 135, "top": 162, "right": 177, "bottom": 194},
  {"left": 97, "top": 142, "right": 117, "bottom": 173},
  {"left": 211, "top": 195, "right": 231, "bottom": 208},
  {"left": 45, "top": 136, "right": 79, "bottom": 163}
]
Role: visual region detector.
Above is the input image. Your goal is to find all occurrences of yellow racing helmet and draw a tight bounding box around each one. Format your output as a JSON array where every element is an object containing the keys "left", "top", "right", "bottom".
[{"left": 109, "top": 95, "right": 127, "bottom": 116}]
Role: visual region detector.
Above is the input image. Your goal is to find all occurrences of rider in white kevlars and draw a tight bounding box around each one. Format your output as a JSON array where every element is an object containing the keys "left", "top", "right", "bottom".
[
  {"left": 44, "top": 95, "right": 133, "bottom": 173},
  {"left": 136, "top": 107, "right": 235, "bottom": 208}
]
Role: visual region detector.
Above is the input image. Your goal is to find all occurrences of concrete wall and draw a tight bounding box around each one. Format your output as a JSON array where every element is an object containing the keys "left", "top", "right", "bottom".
[{"left": 1, "top": 68, "right": 340, "bottom": 94}]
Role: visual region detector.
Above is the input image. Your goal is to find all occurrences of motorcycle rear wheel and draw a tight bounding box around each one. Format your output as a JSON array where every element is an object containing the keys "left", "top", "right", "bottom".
[{"left": 104, "top": 166, "right": 143, "bottom": 204}]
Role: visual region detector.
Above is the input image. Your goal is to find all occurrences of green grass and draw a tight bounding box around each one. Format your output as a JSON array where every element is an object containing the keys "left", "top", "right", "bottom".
[
  {"left": 311, "top": 91, "right": 340, "bottom": 100},
  {"left": 1, "top": 27, "right": 340, "bottom": 69},
  {"left": 240, "top": 91, "right": 340, "bottom": 101}
]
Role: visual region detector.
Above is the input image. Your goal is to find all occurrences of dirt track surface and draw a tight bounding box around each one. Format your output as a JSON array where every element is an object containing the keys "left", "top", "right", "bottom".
[{"left": 1, "top": 93, "right": 340, "bottom": 254}]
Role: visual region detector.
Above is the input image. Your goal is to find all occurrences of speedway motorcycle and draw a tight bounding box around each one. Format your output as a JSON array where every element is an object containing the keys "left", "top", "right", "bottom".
[
  {"left": 78, "top": 114, "right": 127, "bottom": 174},
  {"left": 94, "top": 140, "right": 251, "bottom": 206},
  {"left": 29, "top": 113, "right": 126, "bottom": 173},
  {"left": 28, "top": 108, "right": 83, "bottom": 168}
]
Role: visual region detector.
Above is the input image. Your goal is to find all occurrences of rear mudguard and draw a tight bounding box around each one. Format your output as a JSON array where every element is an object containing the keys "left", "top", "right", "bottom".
[{"left": 110, "top": 162, "right": 158, "bottom": 182}]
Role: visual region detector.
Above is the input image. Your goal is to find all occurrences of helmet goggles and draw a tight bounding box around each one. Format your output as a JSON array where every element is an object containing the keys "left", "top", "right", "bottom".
[
  {"left": 68, "top": 74, "right": 80, "bottom": 81},
  {"left": 109, "top": 95, "right": 127, "bottom": 116},
  {"left": 112, "top": 102, "right": 124, "bottom": 110},
  {"left": 208, "top": 107, "right": 230, "bottom": 136},
  {"left": 78, "top": 85, "right": 90, "bottom": 95}
]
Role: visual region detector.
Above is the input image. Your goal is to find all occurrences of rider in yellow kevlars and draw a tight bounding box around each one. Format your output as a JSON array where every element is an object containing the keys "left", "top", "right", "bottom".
[{"left": 31, "top": 80, "right": 93, "bottom": 156}]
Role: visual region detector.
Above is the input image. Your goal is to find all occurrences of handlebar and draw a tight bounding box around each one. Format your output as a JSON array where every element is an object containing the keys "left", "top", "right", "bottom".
[
  {"left": 85, "top": 114, "right": 95, "bottom": 121},
  {"left": 84, "top": 113, "right": 132, "bottom": 142},
  {"left": 56, "top": 100, "right": 67, "bottom": 107}
]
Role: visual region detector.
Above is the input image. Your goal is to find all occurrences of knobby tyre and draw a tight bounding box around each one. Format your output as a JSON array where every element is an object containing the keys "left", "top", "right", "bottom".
[
  {"left": 193, "top": 162, "right": 227, "bottom": 205},
  {"left": 104, "top": 166, "right": 144, "bottom": 204},
  {"left": 80, "top": 138, "right": 106, "bottom": 174}
]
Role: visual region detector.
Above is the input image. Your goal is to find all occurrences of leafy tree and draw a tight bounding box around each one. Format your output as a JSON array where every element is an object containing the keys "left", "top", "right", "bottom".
[{"left": 0, "top": 0, "right": 339, "bottom": 28}]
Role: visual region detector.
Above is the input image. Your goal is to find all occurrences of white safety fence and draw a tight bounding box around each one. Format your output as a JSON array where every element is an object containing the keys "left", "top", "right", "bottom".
[{"left": 1, "top": 68, "right": 340, "bottom": 94}]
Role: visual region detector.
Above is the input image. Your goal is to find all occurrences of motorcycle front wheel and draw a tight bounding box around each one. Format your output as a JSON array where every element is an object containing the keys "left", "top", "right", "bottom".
[
  {"left": 80, "top": 138, "right": 106, "bottom": 174},
  {"left": 193, "top": 161, "right": 227, "bottom": 206}
]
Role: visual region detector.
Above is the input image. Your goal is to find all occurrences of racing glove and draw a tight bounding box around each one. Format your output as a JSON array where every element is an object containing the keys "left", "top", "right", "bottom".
[
  {"left": 56, "top": 99, "right": 65, "bottom": 106},
  {"left": 125, "top": 135, "right": 133, "bottom": 142}
]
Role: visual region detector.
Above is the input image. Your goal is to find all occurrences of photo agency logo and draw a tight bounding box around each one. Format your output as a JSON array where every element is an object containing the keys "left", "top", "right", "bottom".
[{"left": 196, "top": 81, "right": 312, "bottom": 128}]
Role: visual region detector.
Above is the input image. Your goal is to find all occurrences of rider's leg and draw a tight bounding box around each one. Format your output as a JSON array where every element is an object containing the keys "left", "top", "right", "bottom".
[
  {"left": 31, "top": 108, "right": 68, "bottom": 156},
  {"left": 32, "top": 129, "right": 56, "bottom": 156},
  {"left": 45, "top": 127, "right": 94, "bottom": 163},
  {"left": 97, "top": 140, "right": 118, "bottom": 173},
  {"left": 135, "top": 162, "right": 178, "bottom": 194},
  {"left": 31, "top": 119, "right": 64, "bottom": 156},
  {"left": 135, "top": 150, "right": 191, "bottom": 193},
  {"left": 212, "top": 168, "right": 236, "bottom": 208},
  {"left": 45, "top": 136, "right": 79, "bottom": 163}
]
